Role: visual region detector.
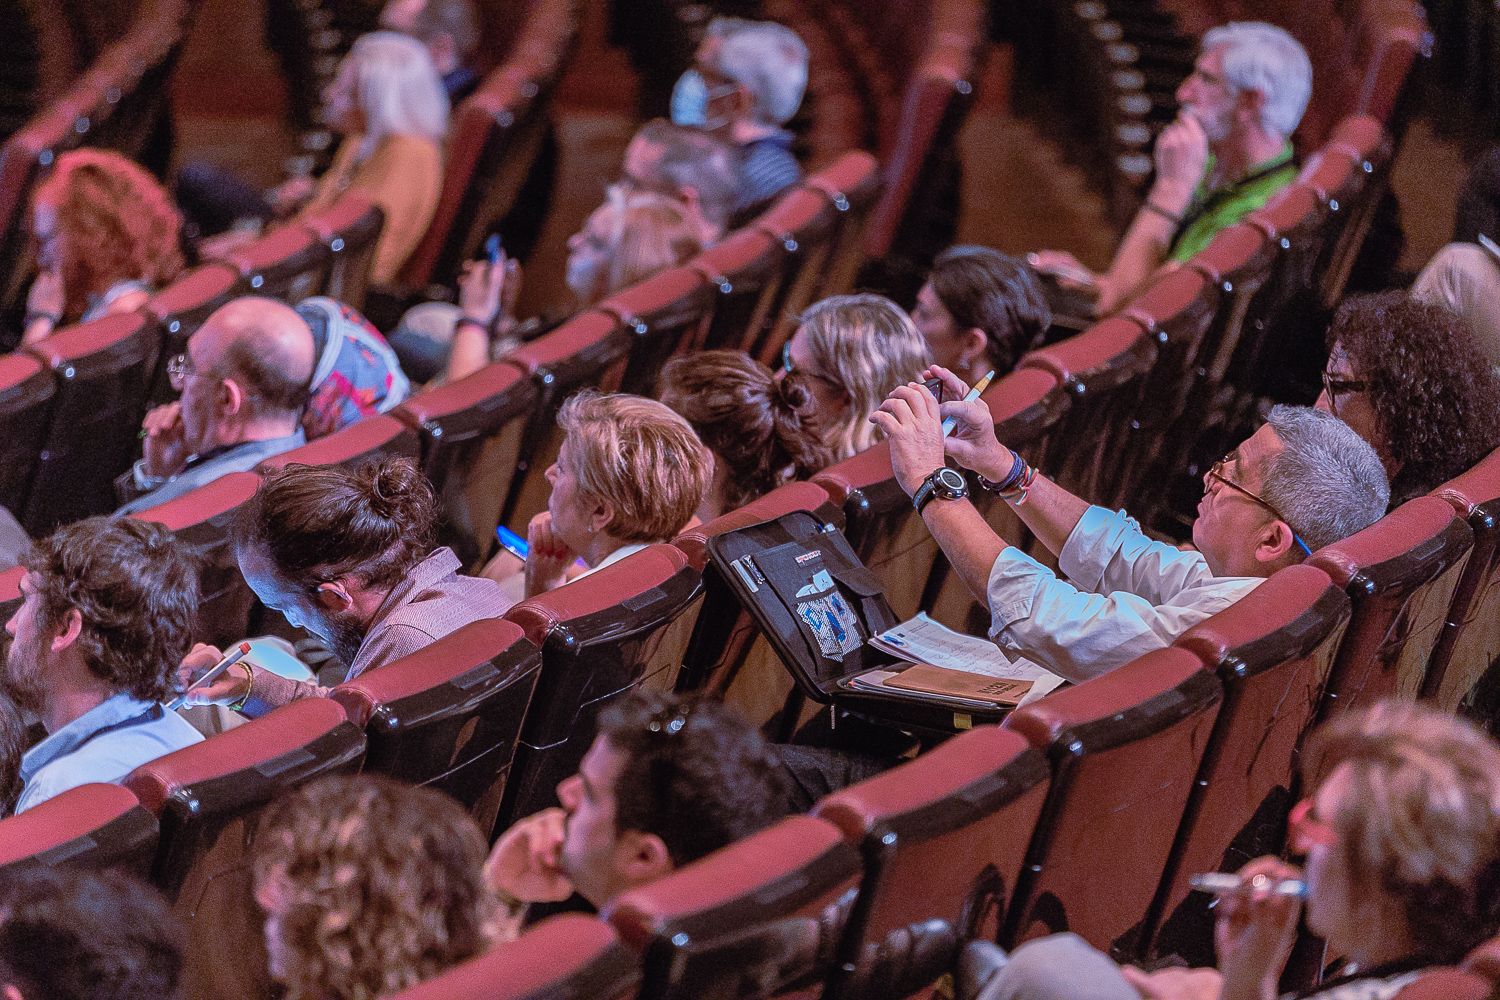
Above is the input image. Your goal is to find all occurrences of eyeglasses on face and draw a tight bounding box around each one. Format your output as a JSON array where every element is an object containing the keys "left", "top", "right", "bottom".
[
  {"left": 1288, "top": 796, "right": 1338, "bottom": 853},
  {"left": 1320, "top": 371, "right": 1369, "bottom": 417},
  {"left": 166, "top": 352, "right": 210, "bottom": 393},
  {"left": 1206, "top": 453, "right": 1314, "bottom": 558}
]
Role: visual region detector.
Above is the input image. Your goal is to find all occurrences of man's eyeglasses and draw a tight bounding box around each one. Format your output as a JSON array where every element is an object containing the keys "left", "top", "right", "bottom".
[
  {"left": 1288, "top": 796, "right": 1337, "bottom": 854},
  {"left": 1206, "top": 454, "right": 1314, "bottom": 557},
  {"left": 1321, "top": 372, "right": 1368, "bottom": 418},
  {"left": 166, "top": 353, "right": 215, "bottom": 393}
]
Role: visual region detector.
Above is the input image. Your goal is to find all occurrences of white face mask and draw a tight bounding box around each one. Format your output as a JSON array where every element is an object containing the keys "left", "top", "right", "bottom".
[{"left": 670, "top": 69, "right": 734, "bottom": 131}]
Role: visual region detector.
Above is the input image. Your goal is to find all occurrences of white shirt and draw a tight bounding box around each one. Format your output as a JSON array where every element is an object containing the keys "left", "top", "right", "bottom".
[{"left": 986, "top": 506, "right": 1263, "bottom": 683}]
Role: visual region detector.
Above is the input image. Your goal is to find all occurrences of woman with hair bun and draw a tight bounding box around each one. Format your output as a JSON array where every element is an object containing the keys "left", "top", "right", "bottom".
[
  {"left": 658, "top": 349, "right": 834, "bottom": 519},
  {"left": 175, "top": 457, "right": 513, "bottom": 716}
]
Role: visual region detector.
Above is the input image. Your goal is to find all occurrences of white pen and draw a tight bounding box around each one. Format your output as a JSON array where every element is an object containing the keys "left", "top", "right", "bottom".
[
  {"left": 168, "top": 641, "right": 253, "bottom": 711},
  {"left": 1190, "top": 872, "right": 1307, "bottom": 907},
  {"left": 941, "top": 369, "right": 996, "bottom": 438}
]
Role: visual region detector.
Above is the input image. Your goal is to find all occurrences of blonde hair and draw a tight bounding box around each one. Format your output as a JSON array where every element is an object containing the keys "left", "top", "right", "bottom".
[
  {"left": 1306, "top": 700, "right": 1500, "bottom": 962},
  {"left": 345, "top": 30, "right": 449, "bottom": 147},
  {"left": 796, "top": 293, "right": 932, "bottom": 458},
  {"left": 254, "top": 775, "right": 500, "bottom": 1000},
  {"left": 587, "top": 187, "right": 704, "bottom": 303},
  {"left": 557, "top": 390, "right": 712, "bottom": 543}
]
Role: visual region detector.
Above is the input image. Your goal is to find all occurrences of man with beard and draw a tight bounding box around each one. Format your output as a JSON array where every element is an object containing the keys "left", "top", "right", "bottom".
[
  {"left": 176, "top": 457, "right": 513, "bottom": 714},
  {"left": 6, "top": 518, "right": 201, "bottom": 813},
  {"left": 1029, "top": 22, "right": 1311, "bottom": 316}
]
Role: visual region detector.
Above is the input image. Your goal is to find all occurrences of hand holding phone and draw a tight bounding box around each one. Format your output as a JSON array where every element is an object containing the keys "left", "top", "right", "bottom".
[{"left": 496, "top": 525, "right": 529, "bottom": 562}]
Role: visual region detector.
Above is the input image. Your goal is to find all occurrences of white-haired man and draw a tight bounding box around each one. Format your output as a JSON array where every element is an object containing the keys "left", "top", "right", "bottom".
[
  {"left": 1032, "top": 21, "right": 1312, "bottom": 315},
  {"left": 671, "top": 17, "right": 809, "bottom": 220},
  {"left": 872, "top": 367, "right": 1388, "bottom": 684}
]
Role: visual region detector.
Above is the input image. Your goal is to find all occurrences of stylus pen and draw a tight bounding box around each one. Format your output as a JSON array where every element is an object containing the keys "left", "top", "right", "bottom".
[
  {"left": 168, "top": 642, "right": 253, "bottom": 711},
  {"left": 1190, "top": 872, "right": 1307, "bottom": 907},
  {"left": 941, "top": 369, "right": 995, "bottom": 438}
]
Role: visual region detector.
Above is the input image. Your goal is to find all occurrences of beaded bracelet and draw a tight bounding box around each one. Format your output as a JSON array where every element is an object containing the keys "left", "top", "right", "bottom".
[{"left": 977, "top": 451, "right": 1027, "bottom": 494}]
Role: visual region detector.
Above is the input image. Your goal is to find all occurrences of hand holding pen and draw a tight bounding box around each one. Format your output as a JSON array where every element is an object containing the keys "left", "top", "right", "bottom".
[{"left": 922, "top": 365, "right": 1013, "bottom": 479}]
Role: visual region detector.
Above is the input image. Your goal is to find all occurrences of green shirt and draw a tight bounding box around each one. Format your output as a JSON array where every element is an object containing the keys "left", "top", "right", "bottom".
[{"left": 1168, "top": 142, "right": 1297, "bottom": 263}]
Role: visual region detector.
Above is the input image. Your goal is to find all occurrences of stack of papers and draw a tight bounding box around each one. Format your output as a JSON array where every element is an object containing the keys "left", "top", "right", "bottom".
[{"left": 847, "top": 613, "right": 1065, "bottom": 706}]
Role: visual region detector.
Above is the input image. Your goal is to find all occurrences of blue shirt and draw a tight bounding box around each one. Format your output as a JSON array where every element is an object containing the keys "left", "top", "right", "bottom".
[
  {"left": 734, "top": 132, "right": 802, "bottom": 217},
  {"left": 16, "top": 693, "right": 203, "bottom": 813},
  {"left": 114, "top": 429, "right": 306, "bottom": 516}
]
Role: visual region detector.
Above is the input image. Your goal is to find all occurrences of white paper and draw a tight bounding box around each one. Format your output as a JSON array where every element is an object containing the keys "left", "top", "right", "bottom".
[{"left": 869, "top": 612, "right": 1066, "bottom": 703}]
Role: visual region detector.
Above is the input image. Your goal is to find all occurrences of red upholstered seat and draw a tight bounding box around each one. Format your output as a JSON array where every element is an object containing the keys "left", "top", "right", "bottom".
[
  {"left": 594, "top": 266, "right": 713, "bottom": 397},
  {"left": 257, "top": 412, "right": 420, "bottom": 473},
  {"left": 1310, "top": 496, "right": 1474, "bottom": 716},
  {"left": 1427, "top": 446, "right": 1500, "bottom": 709},
  {"left": 604, "top": 815, "right": 863, "bottom": 1000},
  {"left": 1145, "top": 565, "right": 1351, "bottom": 960},
  {"left": 499, "top": 545, "right": 703, "bottom": 825},
  {"left": 814, "top": 727, "right": 1050, "bottom": 993},
  {"left": 1389, "top": 969, "right": 1492, "bottom": 1000},
  {"left": 0, "top": 351, "right": 55, "bottom": 515},
  {"left": 1019, "top": 317, "right": 1157, "bottom": 504},
  {"left": 21, "top": 313, "right": 157, "bottom": 533},
  {"left": 690, "top": 228, "right": 786, "bottom": 353},
  {"left": 749, "top": 188, "right": 840, "bottom": 367},
  {"left": 332, "top": 619, "right": 543, "bottom": 839},
  {"left": 125, "top": 699, "right": 366, "bottom": 1000},
  {"left": 0, "top": 783, "right": 157, "bottom": 874},
  {"left": 389, "top": 914, "right": 640, "bottom": 1000},
  {"left": 1002, "top": 647, "right": 1222, "bottom": 956},
  {"left": 394, "top": 360, "right": 539, "bottom": 562},
  {"left": 142, "top": 261, "right": 241, "bottom": 404},
  {"left": 127, "top": 471, "right": 261, "bottom": 645},
  {"left": 219, "top": 223, "right": 329, "bottom": 302},
  {"left": 297, "top": 194, "right": 384, "bottom": 311}
]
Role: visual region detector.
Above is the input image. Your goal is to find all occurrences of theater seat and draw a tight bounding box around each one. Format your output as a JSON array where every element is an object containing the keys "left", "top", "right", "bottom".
[
  {"left": 219, "top": 223, "right": 329, "bottom": 302},
  {"left": 814, "top": 727, "right": 1050, "bottom": 994},
  {"left": 1145, "top": 565, "right": 1351, "bottom": 962},
  {"left": 22, "top": 313, "right": 157, "bottom": 533},
  {"left": 0, "top": 783, "right": 157, "bottom": 874},
  {"left": 1390, "top": 969, "right": 1492, "bottom": 1000},
  {"left": 0, "top": 351, "right": 55, "bottom": 515},
  {"left": 499, "top": 545, "right": 703, "bottom": 826},
  {"left": 127, "top": 471, "right": 261, "bottom": 646},
  {"left": 690, "top": 228, "right": 785, "bottom": 354},
  {"left": 142, "top": 262, "right": 240, "bottom": 404},
  {"left": 258, "top": 412, "right": 420, "bottom": 473},
  {"left": 801, "top": 150, "right": 883, "bottom": 302},
  {"left": 749, "top": 188, "right": 840, "bottom": 366},
  {"left": 389, "top": 914, "right": 640, "bottom": 1000},
  {"left": 125, "top": 699, "right": 367, "bottom": 1000},
  {"left": 1002, "top": 647, "right": 1222, "bottom": 957},
  {"left": 594, "top": 266, "right": 713, "bottom": 397},
  {"left": 393, "top": 360, "right": 538, "bottom": 564},
  {"left": 604, "top": 815, "right": 863, "bottom": 1000},
  {"left": 298, "top": 194, "right": 385, "bottom": 311},
  {"left": 332, "top": 619, "right": 543, "bottom": 839},
  {"left": 1310, "top": 496, "right": 1474, "bottom": 716},
  {"left": 1428, "top": 446, "right": 1500, "bottom": 710}
]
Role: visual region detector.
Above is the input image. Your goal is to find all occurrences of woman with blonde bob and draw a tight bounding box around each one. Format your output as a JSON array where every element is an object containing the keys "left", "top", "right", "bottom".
[
  {"left": 255, "top": 774, "right": 506, "bottom": 1000},
  {"left": 962, "top": 699, "right": 1500, "bottom": 1000},
  {"left": 483, "top": 391, "right": 713, "bottom": 597},
  {"left": 780, "top": 293, "right": 931, "bottom": 460},
  {"left": 563, "top": 187, "right": 704, "bottom": 308}
]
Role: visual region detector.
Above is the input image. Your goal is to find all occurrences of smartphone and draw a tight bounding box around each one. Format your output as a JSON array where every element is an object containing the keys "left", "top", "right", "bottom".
[
  {"left": 496, "top": 525, "right": 529, "bottom": 561},
  {"left": 484, "top": 233, "right": 504, "bottom": 266},
  {"left": 923, "top": 377, "right": 945, "bottom": 401}
]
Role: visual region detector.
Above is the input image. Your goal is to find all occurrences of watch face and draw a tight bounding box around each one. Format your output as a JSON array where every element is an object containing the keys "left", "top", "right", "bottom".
[{"left": 935, "top": 467, "right": 967, "bottom": 498}]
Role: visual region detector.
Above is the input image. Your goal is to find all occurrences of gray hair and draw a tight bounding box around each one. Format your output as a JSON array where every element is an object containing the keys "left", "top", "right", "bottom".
[
  {"left": 1201, "top": 21, "right": 1312, "bottom": 139},
  {"left": 1259, "top": 404, "right": 1390, "bottom": 552},
  {"left": 346, "top": 31, "right": 450, "bottom": 146},
  {"left": 630, "top": 119, "right": 742, "bottom": 230},
  {"left": 707, "top": 18, "right": 809, "bottom": 127},
  {"left": 409, "top": 0, "right": 479, "bottom": 60}
]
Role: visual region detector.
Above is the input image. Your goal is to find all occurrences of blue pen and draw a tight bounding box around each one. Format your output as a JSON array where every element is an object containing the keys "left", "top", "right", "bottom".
[{"left": 941, "top": 370, "right": 995, "bottom": 437}]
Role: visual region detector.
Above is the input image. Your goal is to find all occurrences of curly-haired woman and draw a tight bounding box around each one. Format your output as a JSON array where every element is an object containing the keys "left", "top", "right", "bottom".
[
  {"left": 1316, "top": 292, "right": 1500, "bottom": 505},
  {"left": 255, "top": 774, "right": 506, "bottom": 1000},
  {"left": 23, "top": 149, "right": 185, "bottom": 346}
]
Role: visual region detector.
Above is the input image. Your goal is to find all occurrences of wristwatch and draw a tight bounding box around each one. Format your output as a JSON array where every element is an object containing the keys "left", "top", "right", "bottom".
[{"left": 913, "top": 467, "right": 969, "bottom": 514}]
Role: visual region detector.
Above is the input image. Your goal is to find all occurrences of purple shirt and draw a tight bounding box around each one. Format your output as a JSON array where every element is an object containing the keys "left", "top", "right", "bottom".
[{"left": 242, "top": 547, "right": 515, "bottom": 716}]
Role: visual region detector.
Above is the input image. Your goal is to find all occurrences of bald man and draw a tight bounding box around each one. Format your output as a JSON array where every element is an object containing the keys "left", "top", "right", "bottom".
[{"left": 116, "top": 298, "right": 316, "bottom": 514}]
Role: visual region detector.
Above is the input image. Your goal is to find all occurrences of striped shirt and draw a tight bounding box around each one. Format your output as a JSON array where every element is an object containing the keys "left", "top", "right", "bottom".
[{"left": 735, "top": 132, "right": 802, "bottom": 216}]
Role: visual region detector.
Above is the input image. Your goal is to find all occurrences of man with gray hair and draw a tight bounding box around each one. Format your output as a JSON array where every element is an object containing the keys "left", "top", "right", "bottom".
[
  {"left": 671, "top": 17, "right": 808, "bottom": 219},
  {"left": 620, "top": 118, "right": 742, "bottom": 243},
  {"left": 380, "top": 0, "right": 482, "bottom": 102},
  {"left": 871, "top": 366, "right": 1388, "bottom": 684},
  {"left": 1032, "top": 21, "right": 1312, "bottom": 315}
]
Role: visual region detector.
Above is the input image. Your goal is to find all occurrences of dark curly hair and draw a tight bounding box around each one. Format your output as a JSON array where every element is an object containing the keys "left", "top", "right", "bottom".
[
  {"left": 1328, "top": 292, "right": 1500, "bottom": 503},
  {"left": 599, "top": 691, "right": 789, "bottom": 867},
  {"left": 22, "top": 517, "right": 199, "bottom": 704},
  {"left": 0, "top": 696, "right": 24, "bottom": 817},
  {"left": 235, "top": 458, "right": 438, "bottom": 592},
  {"left": 0, "top": 863, "right": 186, "bottom": 1000},
  {"left": 658, "top": 350, "right": 835, "bottom": 511}
]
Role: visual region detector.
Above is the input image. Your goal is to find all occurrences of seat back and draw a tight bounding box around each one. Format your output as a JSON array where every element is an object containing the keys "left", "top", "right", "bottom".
[
  {"left": 1428, "top": 447, "right": 1500, "bottom": 713},
  {"left": 0, "top": 352, "right": 55, "bottom": 514},
  {"left": 141, "top": 261, "right": 240, "bottom": 404},
  {"left": 1002, "top": 647, "right": 1222, "bottom": 956},
  {"left": 499, "top": 545, "right": 703, "bottom": 824},
  {"left": 0, "top": 783, "right": 157, "bottom": 874},
  {"left": 595, "top": 267, "right": 714, "bottom": 398},
  {"left": 332, "top": 619, "right": 543, "bottom": 839},
  {"left": 814, "top": 727, "right": 1050, "bottom": 988},
  {"left": 127, "top": 471, "right": 261, "bottom": 645},
  {"left": 298, "top": 194, "right": 385, "bottom": 310},
  {"left": 604, "top": 815, "right": 864, "bottom": 1000},
  {"left": 393, "top": 360, "right": 538, "bottom": 565},
  {"left": 22, "top": 313, "right": 156, "bottom": 533},
  {"left": 219, "top": 223, "right": 329, "bottom": 302},
  {"left": 257, "top": 412, "right": 421, "bottom": 473},
  {"left": 389, "top": 914, "right": 640, "bottom": 1000},
  {"left": 690, "top": 228, "right": 786, "bottom": 354},
  {"left": 1310, "top": 496, "right": 1474, "bottom": 716},
  {"left": 125, "top": 699, "right": 367, "bottom": 1000},
  {"left": 802, "top": 151, "right": 883, "bottom": 305},
  {"left": 1145, "top": 565, "right": 1350, "bottom": 961},
  {"left": 748, "top": 189, "right": 840, "bottom": 367},
  {"left": 1389, "top": 969, "right": 1493, "bottom": 1000}
]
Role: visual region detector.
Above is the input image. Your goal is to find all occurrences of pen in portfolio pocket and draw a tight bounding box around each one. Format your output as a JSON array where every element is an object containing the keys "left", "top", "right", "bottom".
[{"left": 941, "top": 370, "right": 995, "bottom": 437}]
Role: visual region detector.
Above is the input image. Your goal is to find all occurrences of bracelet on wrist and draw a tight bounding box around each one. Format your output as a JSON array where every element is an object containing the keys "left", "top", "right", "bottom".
[
  {"left": 457, "top": 315, "right": 492, "bottom": 334},
  {"left": 977, "top": 451, "right": 1027, "bottom": 494},
  {"left": 24, "top": 310, "right": 59, "bottom": 328},
  {"left": 1002, "top": 463, "right": 1039, "bottom": 505},
  {"left": 227, "top": 661, "right": 255, "bottom": 713}
]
